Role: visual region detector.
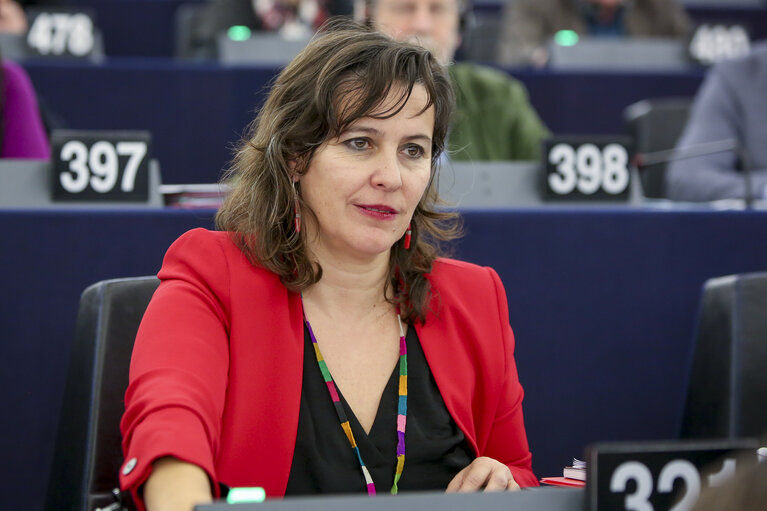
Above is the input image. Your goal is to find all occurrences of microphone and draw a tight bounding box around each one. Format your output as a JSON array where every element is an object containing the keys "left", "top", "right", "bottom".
[{"left": 632, "top": 138, "right": 755, "bottom": 208}]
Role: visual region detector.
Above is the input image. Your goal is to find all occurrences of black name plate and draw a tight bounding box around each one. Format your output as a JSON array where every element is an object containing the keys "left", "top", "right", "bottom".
[
  {"left": 51, "top": 130, "right": 152, "bottom": 202},
  {"left": 26, "top": 9, "right": 98, "bottom": 58},
  {"left": 542, "top": 137, "right": 633, "bottom": 201},
  {"left": 586, "top": 439, "right": 760, "bottom": 511},
  {"left": 689, "top": 23, "right": 751, "bottom": 65}
]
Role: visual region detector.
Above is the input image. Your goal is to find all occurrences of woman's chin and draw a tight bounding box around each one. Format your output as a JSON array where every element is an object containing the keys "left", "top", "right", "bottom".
[{"left": 343, "top": 237, "right": 401, "bottom": 261}]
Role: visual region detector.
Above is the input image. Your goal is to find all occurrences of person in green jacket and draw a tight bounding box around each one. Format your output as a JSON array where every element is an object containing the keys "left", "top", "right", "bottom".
[{"left": 367, "top": 0, "right": 550, "bottom": 161}]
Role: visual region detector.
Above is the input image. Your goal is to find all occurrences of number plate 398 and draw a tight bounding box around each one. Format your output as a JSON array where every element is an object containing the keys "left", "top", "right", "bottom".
[{"left": 542, "top": 137, "right": 633, "bottom": 201}]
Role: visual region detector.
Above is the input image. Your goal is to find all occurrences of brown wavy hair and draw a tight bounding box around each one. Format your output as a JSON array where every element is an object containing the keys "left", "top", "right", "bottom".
[{"left": 215, "top": 19, "right": 462, "bottom": 323}]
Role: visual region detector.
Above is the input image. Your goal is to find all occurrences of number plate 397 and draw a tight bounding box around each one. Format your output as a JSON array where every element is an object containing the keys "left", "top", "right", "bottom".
[{"left": 51, "top": 130, "right": 151, "bottom": 202}]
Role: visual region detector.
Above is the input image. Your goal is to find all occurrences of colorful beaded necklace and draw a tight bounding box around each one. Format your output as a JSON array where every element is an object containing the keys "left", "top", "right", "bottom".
[{"left": 301, "top": 302, "right": 408, "bottom": 495}]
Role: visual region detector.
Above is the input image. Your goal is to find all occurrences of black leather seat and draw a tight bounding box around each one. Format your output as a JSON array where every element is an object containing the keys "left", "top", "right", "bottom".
[
  {"left": 624, "top": 97, "right": 692, "bottom": 199},
  {"left": 45, "top": 277, "right": 159, "bottom": 511},
  {"left": 681, "top": 272, "right": 767, "bottom": 440}
]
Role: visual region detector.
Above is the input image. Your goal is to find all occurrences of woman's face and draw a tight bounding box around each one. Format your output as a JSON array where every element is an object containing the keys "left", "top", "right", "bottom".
[{"left": 299, "top": 84, "right": 434, "bottom": 264}]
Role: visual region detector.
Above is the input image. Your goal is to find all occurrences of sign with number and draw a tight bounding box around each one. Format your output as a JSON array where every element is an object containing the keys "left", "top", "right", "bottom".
[
  {"left": 586, "top": 439, "right": 760, "bottom": 511},
  {"left": 689, "top": 24, "right": 751, "bottom": 65},
  {"left": 51, "top": 131, "right": 152, "bottom": 202},
  {"left": 542, "top": 137, "right": 633, "bottom": 201},
  {"left": 25, "top": 9, "right": 98, "bottom": 58}
]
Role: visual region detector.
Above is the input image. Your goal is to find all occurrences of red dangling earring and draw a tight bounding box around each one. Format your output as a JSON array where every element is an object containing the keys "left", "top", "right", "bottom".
[
  {"left": 292, "top": 180, "right": 301, "bottom": 233},
  {"left": 294, "top": 200, "right": 301, "bottom": 233},
  {"left": 404, "top": 222, "right": 412, "bottom": 250}
]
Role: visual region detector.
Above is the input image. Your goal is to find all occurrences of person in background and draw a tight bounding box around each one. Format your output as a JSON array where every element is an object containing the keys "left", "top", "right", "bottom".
[
  {"left": 0, "top": 0, "right": 27, "bottom": 34},
  {"left": 666, "top": 42, "right": 767, "bottom": 202},
  {"left": 1, "top": 57, "right": 50, "bottom": 158},
  {"left": 120, "top": 21, "right": 536, "bottom": 511},
  {"left": 0, "top": 0, "right": 66, "bottom": 35},
  {"left": 1, "top": 0, "right": 67, "bottom": 141},
  {"left": 189, "top": 0, "right": 354, "bottom": 57},
  {"left": 367, "top": 0, "right": 549, "bottom": 161},
  {"left": 497, "top": 0, "right": 690, "bottom": 68}
]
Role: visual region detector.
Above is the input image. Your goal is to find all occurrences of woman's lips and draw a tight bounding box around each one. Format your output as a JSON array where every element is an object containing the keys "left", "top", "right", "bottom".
[{"left": 355, "top": 204, "right": 398, "bottom": 220}]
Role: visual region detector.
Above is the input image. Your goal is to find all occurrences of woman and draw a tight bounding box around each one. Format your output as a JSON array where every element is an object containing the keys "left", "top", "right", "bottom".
[{"left": 120, "top": 21, "right": 536, "bottom": 511}]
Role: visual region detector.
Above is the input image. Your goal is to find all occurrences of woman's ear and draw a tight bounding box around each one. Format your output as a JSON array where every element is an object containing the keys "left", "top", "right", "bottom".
[
  {"left": 288, "top": 159, "right": 300, "bottom": 182},
  {"left": 289, "top": 153, "right": 311, "bottom": 179}
]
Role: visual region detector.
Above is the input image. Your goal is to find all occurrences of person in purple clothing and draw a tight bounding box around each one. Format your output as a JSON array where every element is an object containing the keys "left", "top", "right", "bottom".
[{"left": 1, "top": 57, "right": 50, "bottom": 159}]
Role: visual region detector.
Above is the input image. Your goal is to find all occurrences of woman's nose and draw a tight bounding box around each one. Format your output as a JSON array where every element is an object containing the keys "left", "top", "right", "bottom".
[{"left": 371, "top": 150, "right": 403, "bottom": 190}]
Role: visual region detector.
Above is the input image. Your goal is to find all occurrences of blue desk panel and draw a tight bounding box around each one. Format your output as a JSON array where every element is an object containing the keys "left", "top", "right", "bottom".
[
  {"left": 24, "top": 60, "right": 276, "bottom": 185},
  {"left": 3, "top": 207, "right": 767, "bottom": 510},
  {"left": 23, "top": 61, "right": 706, "bottom": 184},
  {"left": 65, "top": 0, "right": 202, "bottom": 58}
]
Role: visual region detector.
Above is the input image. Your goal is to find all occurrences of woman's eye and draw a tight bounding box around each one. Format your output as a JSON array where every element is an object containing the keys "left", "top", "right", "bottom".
[
  {"left": 404, "top": 144, "right": 426, "bottom": 159},
  {"left": 345, "top": 138, "right": 370, "bottom": 151}
]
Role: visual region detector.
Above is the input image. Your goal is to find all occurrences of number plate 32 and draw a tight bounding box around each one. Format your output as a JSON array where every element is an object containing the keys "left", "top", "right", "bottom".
[
  {"left": 51, "top": 131, "right": 151, "bottom": 202},
  {"left": 587, "top": 439, "right": 760, "bottom": 511}
]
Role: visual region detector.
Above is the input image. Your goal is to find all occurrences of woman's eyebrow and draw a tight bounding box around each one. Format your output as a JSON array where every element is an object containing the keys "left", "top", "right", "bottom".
[
  {"left": 345, "top": 126, "right": 432, "bottom": 143},
  {"left": 404, "top": 134, "right": 433, "bottom": 144},
  {"left": 343, "top": 126, "right": 380, "bottom": 136}
]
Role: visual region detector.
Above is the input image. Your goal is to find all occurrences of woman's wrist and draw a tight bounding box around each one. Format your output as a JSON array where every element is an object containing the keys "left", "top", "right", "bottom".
[{"left": 144, "top": 457, "right": 213, "bottom": 511}]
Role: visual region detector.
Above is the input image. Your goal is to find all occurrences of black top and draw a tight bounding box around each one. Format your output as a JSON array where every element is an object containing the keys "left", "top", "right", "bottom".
[{"left": 285, "top": 325, "right": 474, "bottom": 495}]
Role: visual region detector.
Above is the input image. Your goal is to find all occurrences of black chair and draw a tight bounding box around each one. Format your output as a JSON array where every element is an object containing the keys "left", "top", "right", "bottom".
[
  {"left": 681, "top": 272, "right": 767, "bottom": 440},
  {"left": 45, "top": 277, "right": 159, "bottom": 511},
  {"left": 624, "top": 97, "right": 692, "bottom": 199}
]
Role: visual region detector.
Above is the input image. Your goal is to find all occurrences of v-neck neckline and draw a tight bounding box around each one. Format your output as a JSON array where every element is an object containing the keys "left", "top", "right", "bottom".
[{"left": 334, "top": 352, "right": 401, "bottom": 438}]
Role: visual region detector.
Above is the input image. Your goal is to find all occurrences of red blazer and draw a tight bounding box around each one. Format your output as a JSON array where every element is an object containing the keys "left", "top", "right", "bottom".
[{"left": 120, "top": 229, "right": 537, "bottom": 507}]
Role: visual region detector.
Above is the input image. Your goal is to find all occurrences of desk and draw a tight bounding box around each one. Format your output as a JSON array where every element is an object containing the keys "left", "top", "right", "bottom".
[
  {"left": 23, "top": 61, "right": 706, "bottom": 184},
  {"left": 198, "top": 487, "right": 584, "bottom": 511},
  {"left": 3, "top": 207, "right": 767, "bottom": 510}
]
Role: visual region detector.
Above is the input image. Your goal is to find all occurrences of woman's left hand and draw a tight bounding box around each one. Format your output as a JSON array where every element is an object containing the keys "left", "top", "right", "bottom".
[{"left": 446, "top": 456, "right": 521, "bottom": 493}]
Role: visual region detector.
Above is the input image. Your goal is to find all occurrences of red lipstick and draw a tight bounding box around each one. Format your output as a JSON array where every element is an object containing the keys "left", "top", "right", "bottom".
[{"left": 355, "top": 204, "right": 397, "bottom": 220}]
